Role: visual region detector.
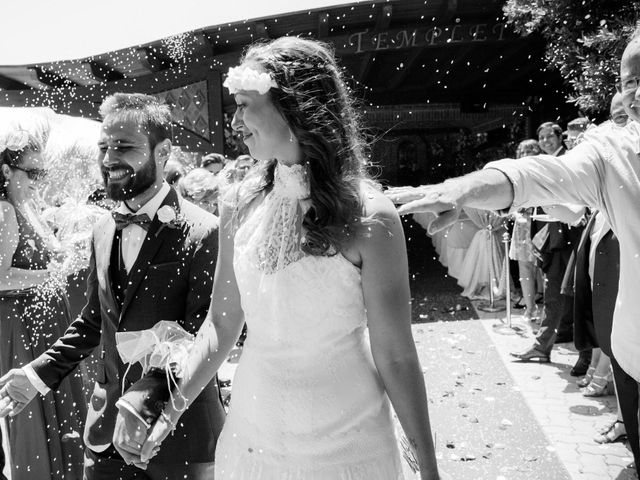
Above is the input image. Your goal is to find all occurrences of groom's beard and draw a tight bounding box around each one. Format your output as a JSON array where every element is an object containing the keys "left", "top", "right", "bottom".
[{"left": 102, "top": 154, "right": 157, "bottom": 201}]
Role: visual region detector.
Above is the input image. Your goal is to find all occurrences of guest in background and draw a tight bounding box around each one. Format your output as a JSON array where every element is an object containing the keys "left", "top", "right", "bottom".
[
  {"left": 201, "top": 152, "right": 227, "bottom": 175},
  {"left": 509, "top": 139, "right": 542, "bottom": 321},
  {"left": 511, "top": 122, "right": 585, "bottom": 365},
  {"left": 564, "top": 117, "right": 592, "bottom": 151},
  {"left": 178, "top": 167, "right": 220, "bottom": 215},
  {"left": 234, "top": 154, "right": 255, "bottom": 182},
  {"left": 0, "top": 127, "right": 86, "bottom": 480}
]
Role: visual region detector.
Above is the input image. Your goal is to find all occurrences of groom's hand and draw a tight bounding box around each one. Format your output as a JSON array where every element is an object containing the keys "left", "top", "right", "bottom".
[
  {"left": 113, "top": 401, "right": 151, "bottom": 469},
  {"left": 140, "top": 412, "right": 176, "bottom": 463},
  {"left": 0, "top": 368, "right": 38, "bottom": 417}
]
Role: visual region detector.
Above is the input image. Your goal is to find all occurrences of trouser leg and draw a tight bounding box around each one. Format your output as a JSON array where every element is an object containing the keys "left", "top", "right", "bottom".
[{"left": 610, "top": 357, "right": 640, "bottom": 467}]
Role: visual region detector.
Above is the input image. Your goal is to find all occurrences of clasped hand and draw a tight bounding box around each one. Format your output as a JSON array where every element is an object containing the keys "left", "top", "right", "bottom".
[
  {"left": 0, "top": 368, "right": 38, "bottom": 417},
  {"left": 385, "top": 184, "right": 462, "bottom": 234},
  {"left": 112, "top": 404, "right": 176, "bottom": 469}
]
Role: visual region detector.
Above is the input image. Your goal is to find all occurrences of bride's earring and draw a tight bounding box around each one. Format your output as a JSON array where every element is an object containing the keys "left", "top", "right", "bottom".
[{"left": 289, "top": 128, "right": 294, "bottom": 143}]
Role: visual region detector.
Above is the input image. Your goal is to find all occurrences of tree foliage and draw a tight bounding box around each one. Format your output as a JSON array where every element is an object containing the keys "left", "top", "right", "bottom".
[{"left": 503, "top": 0, "right": 640, "bottom": 115}]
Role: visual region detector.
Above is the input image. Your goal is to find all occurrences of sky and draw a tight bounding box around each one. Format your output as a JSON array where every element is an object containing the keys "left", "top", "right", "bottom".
[{"left": 2, "top": 0, "right": 358, "bottom": 65}]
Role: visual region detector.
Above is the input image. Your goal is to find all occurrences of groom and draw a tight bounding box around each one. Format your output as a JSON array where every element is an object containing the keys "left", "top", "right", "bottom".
[{"left": 0, "top": 93, "right": 225, "bottom": 479}]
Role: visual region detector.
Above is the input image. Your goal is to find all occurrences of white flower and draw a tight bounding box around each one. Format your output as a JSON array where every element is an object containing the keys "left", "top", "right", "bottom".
[
  {"left": 223, "top": 66, "right": 277, "bottom": 95},
  {"left": 0, "top": 130, "right": 30, "bottom": 154},
  {"left": 157, "top": 205, "right": 177, "bottom": 224}
]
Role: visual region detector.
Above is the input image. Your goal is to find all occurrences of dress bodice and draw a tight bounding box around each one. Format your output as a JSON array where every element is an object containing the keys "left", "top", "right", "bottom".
[
  {"left": 11, "top": 207, "right": 51, "bottom": 270},
  {"left": 233, "top": 163, "right": 366, "bottom": 350}
]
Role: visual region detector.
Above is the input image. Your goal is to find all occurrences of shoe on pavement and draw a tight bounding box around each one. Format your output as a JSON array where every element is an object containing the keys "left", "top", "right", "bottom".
[
  {"left": 594, "top": 420, "right": 627, "bottom": 444},
  {"left": 510, "top": 346, "right": 550, "bottom": 363},
  {"left": 576, "top": 366, "right": 595, "bottom": 387},
  {"left": 570, "top": 351, "right": 592, "bottom": 376}
]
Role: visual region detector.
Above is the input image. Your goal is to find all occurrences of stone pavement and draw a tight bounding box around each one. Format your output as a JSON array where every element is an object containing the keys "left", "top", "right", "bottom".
[{"left": 475, "top": 303, "right": 637, "bottom": 480}]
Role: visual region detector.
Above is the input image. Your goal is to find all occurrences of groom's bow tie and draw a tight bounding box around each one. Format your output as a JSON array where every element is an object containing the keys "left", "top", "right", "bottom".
[{"left": 112, "top": 211, "right": 153, "bottom": 231}]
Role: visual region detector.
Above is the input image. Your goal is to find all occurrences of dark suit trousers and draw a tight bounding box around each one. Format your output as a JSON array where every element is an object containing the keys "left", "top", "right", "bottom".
[
  {"left": 610, "top": 357, "right": 640, "bottom": 467},
  {"left": 535, "top": 249, "right": 572, "bottom": 354},
  {"left": 84, "top": 447, "right": 215, "bottom": 480}
]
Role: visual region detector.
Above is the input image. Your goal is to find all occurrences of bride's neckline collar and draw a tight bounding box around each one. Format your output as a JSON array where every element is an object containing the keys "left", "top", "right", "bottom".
[{"left": 272, "top": 161, "right": 310, "bottom": 200}]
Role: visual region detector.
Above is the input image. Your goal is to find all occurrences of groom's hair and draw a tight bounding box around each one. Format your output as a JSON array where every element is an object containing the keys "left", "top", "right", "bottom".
[{"left": 99, "top": 93, "right": 172, "bottom": 150}]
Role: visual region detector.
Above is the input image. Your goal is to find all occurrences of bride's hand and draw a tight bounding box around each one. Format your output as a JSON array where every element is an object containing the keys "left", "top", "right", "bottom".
[{"left": 139, "top": 412, "right": 178, "bottom": 463}]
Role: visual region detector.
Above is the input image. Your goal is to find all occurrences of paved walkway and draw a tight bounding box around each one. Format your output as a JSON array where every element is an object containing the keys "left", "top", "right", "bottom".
[{"left": 475, "top": 304, "right": 637, "bottom": 480}]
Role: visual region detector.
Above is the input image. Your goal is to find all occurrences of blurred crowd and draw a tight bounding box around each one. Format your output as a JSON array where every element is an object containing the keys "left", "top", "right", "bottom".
[{"left": 165, "top": 152, "right": 256, "bottom": 216}]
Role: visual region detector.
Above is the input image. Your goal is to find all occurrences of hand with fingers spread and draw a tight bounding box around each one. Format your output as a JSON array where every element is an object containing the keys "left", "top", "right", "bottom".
[
  {"left": 0, "top": 368, "right": 38, "bottom": 418},
  {"left": 386, "top": 169, "right": 514, "bottom": 235},
  {"left": 385, "top": 184, "right": 463, "bottom": 234}
]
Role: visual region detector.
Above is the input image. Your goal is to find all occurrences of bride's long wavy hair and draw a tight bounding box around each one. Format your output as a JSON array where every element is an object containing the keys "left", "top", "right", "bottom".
[{"left": 232, "top": 36, "right": 375, "bottom": 256}]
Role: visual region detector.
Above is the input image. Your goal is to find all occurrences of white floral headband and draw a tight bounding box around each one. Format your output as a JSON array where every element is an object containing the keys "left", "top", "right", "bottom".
[
  {"left": 0, "top": 130, "right": 31, "bottom": 155},
  {"left": 223, "top": 65, "right": 277, "bottom": 95}
]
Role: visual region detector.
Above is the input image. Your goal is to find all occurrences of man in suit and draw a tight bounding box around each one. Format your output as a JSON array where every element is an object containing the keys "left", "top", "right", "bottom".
[
  {"left": 0, "top": 93, "right": 225, "bottom": 479},
  {"left": 511, "top": 122, "right": 585, "bottom": 364}
]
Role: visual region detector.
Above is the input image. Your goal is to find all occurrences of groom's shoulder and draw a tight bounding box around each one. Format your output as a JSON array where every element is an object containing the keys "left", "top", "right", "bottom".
[{"left": 179, "top": 198, "right": 219, "bottom": 238}]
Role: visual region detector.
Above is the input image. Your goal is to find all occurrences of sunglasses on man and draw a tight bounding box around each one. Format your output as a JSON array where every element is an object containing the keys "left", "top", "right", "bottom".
[{"left": 10, "top": 165, "right": 48, "bottom": 181}]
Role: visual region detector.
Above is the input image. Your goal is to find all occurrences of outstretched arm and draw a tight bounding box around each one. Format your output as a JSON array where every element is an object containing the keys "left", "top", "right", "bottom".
[
  {"left": 386, "top": 169, "right": 514, "bottom": 233},
  {"left": 359, "top": 190, "right": 441, "bottom": 480}
]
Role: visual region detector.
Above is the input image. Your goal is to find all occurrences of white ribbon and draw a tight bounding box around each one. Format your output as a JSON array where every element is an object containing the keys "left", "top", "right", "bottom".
[{"left": 116, "top": 320, "right": 194, "bottom": 411}]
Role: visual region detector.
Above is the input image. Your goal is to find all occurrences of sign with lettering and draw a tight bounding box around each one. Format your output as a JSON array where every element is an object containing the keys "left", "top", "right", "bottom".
[{"left": 333, "top": 23, "right": 513, "bottom": 55}]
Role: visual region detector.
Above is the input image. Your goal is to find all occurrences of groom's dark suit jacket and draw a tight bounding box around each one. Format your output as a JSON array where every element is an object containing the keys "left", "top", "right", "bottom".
[{"left": 30, "top": 188, "right": 225, "bottom": 464}]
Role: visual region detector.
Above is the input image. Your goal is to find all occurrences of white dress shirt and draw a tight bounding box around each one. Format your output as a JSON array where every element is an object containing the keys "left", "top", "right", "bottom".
[
  {"left": 486, "top": 121, "right": 640, "bottom": 382},
  {"left": 116, "top": 182, "right": 170, "bottom": 273},
  {"left": 24, "top": 183, "right": 171, "bottom": 395}
]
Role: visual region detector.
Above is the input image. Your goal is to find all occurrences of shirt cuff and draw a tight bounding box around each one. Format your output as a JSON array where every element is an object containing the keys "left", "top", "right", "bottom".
[
  {"left": 23, "top": 364, "right": 50, "bottom": 395},
  {"left": 115, "top": 398, "right": 152, "bottom": 428},
  {"left": 483, "top": 160, "right": 521, "bottom": 214}
]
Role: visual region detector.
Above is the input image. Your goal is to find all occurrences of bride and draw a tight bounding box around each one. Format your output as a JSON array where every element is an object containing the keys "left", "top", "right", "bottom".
[{"left": 123, "top": 36, "right": 441, "bottom": 479}]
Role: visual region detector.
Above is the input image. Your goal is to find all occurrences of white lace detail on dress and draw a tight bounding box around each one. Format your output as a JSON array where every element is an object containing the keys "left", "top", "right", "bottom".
[{"left": 250, "top": 162, "right": 311, "bottom": 274}]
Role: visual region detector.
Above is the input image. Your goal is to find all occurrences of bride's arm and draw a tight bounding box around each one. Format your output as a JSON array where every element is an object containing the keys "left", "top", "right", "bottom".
[
  {"left": 358, "top": 190, "right": 440, "bottom": 480},
  {"left": 139, "top": 199, "right": 245, "bottom": 460}
]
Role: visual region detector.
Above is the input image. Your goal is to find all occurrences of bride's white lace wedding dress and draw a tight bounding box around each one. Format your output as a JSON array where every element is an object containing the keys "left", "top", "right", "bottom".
[{"left": 214, "top": 163, "right": 404, "bottom": 479}]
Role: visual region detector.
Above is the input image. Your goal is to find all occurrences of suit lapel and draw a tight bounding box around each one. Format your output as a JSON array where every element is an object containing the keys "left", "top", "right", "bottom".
[
  {"left": 94, "top": 214, "right": 120, "bottom": 316},
  {"left": 120, "top": 189, "right": 181, "bottom": 321}
]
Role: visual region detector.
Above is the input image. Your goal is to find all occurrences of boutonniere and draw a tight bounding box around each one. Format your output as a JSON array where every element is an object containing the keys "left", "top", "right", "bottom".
[{"left": 156, "top": 205, "right": 186, "bottom": 237}]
